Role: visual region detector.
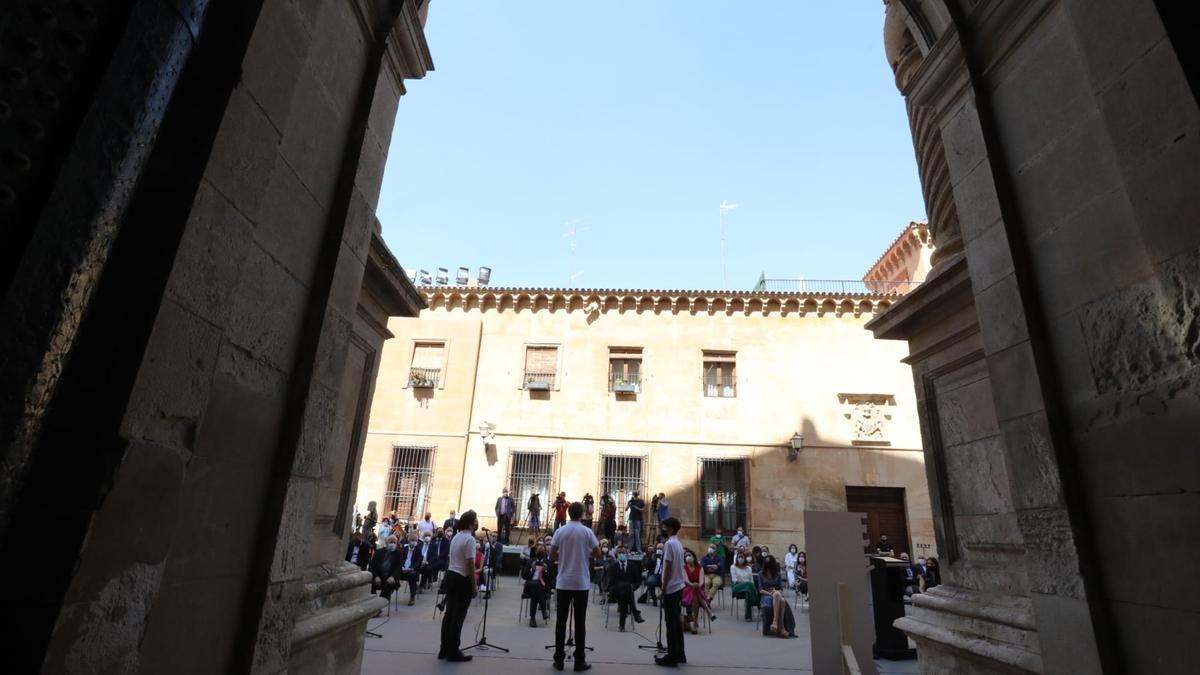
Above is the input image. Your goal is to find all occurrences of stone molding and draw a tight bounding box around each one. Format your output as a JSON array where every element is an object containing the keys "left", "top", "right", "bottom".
[
  {"left": 896, "top": 586, "right": 1043, "bottom": 674},
  {"left": 864, "top": 220, "right": 933, "bottom": 282},
  {"left": 350, "top": 0, "right": 435, "bottom": 95},
  {"left": 421, "top": 287, "right": 901, "bottom": 319}
]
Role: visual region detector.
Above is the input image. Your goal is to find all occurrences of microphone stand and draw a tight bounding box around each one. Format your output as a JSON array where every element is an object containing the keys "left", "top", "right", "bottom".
[
  {"left": 544, "top": 590, "right": 595, "bottom": 652},
  {"left": 634, "top": 592, "right": 667, "bottom": 653},
  {"left": 462, "top": 572, "right": 509, "bottom": 654}
]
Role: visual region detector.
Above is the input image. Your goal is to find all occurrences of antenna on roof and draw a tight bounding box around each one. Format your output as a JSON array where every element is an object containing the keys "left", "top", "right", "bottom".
[
  {"left": 719, "top": 201, "right": 738, "bottom": 290},
  {"left": 563, "top": 218, "right": 589, "bottom": 287}
]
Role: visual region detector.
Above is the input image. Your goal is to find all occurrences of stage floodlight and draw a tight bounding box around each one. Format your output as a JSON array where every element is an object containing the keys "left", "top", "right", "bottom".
[
  {"left": 456, "top": 267, "right": 469, "bottom": 285},
  {"left": 436, "top": 268, "right": 449, "bottom": 285},
  {"left": 418, "top": 269, "right": 431, "bottom": 285},
  {"left": 478, "top": 266, "right": 492, "bottom": 286}
]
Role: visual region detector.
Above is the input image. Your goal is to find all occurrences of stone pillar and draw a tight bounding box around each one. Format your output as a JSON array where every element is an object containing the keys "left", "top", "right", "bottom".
[
  {"left": 287, "top": 231, "right": 424, "bottom": 675},
  {"left": 870, "top": 2, "right": 1111, "bottom": 673}
]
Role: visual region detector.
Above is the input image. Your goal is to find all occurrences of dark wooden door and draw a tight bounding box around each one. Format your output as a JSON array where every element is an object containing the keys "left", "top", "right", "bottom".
[{"left": 845, "top": 486, "right": 909, "bottom": 556}]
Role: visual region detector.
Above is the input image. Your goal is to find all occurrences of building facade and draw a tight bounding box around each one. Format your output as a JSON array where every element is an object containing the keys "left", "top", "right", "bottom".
[{"left": 358, "top": 284, "right": 935, "bottom": 556}]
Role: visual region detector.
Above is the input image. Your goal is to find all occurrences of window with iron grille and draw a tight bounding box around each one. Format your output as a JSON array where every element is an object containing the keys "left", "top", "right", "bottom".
[
  {"left": 409, "top": 341, "right": 444, "bottom": 388},
  {"left": 698, "top": 458, "right": 748, "bottom": 536},
  {"left": 702, "top": 350, "right": 737, "bottom": 398},
  {"left": 523, "top": 345, "right": 558, "bottom": 389},
  {"left": 598, "top": 455, "right": 647, "bottom": 527},
  {"left": 507, "top": 450, "right": 557, "bottom": 521},
  {"left": 384, "top": 445, "right": 436, "bottom": 522},
  {"left": 608, "top": 347, "right": 642, "bottom": 393}
]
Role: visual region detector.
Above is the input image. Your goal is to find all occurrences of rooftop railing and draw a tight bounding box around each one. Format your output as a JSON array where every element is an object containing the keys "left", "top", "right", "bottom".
[{"left": 752, "top": 278, "right": 919, "bottom": 295}]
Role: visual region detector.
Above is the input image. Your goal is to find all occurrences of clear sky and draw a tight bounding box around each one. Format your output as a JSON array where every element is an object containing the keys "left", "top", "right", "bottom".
[{"left": 377, "top": 1, "right": 926, "bottom": 291}]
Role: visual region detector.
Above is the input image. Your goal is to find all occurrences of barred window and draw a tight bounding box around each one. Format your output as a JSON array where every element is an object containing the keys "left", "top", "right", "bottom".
[
  {"left": 508, "top": 450, "right": 557, "bottom": 519},
  {"left": 608, "top": 347, "right": 643, "bottom": 393},
  {"left": 598, "top": 455, "right": 647, "bottom": 527},
  {"left": 698, "top": 458, "right": 748, "bottom": 536},
  {"left": 385, "top": 445, "right": 436, "bottom": 522}
]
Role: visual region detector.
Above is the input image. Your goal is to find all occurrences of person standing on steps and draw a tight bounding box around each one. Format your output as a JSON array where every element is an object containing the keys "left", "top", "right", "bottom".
[
  {"left": 550, "top": 501, "right": 600, "bottom": 672},
  {"left": 495, "top": 488, "right": 514, "bottom": 543},
  {"left": 438, "top": 510, "right": 480, "bottom": 663},
  {"left": 656, "top": 516, "right": 687, "bottom": 668}
]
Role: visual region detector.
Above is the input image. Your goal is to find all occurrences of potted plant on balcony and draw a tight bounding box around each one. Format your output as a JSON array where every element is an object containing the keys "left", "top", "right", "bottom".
[
  {"left": 409, "top": 369, "right": 434, "bottom": 388},
  {"left": 613, "top": 376, "right": 638, "bottom": 394},
  {"left": 526, "top": 374, "right": 551, "bottom": 390}
]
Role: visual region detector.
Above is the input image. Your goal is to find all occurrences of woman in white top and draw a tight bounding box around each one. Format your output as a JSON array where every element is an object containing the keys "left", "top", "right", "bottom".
[{"left": 784, "top": 544, "right": 800, "bottom": 588}]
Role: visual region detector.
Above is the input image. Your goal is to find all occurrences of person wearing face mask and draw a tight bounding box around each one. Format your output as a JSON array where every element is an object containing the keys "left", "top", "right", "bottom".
[
  {"left": 438, "top": 509, "right": 480, "bottom": 662},
  {"left": 701, "top": 546, "right": 723, "bottom": 597},
  {"left": 796, "top": 551, "right": 809, "bottom": 600},
  {"left": 784, "top": 544, "right": 800, "bottom": 588},
  {"left": 729, "top": 552, "right": 759, "bottom": 621},
  {"left": 655, "top": 517, "right": 687, "bottom": 667},
  {"left": 638, "top": 544, "right": 665, "bottom": 606},
  {"left": 418, "top": 532, "right": 437, "bottom": 589},
  {"left": 681, "top": 548, "right": 716, "bottom": 634},
  {"left": 731, "top": 526, "right": 750, "bottom": 549},
  {"left": 397, "top": 533, "right": 425, "bottom": 606},
  {"left": 370, "top": 535, "right": 403, "bottom": 601},
  {"left": 522, "top": 544, "right": 552, "bottom": 627},
  {"left": 606, "top": 544, "right": 645, "bottom": 631},
  {"left": 757, "top": 555, "right": 796, "bottom": 638},
  {"left": 443, "top": 509, "right": 458, "bottom": 533}
]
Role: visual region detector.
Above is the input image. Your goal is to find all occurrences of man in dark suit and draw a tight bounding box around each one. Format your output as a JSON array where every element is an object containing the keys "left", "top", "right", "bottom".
[
  {"left": 606, "top": 544, "right": 645, "bottom": 631},
  {"left": 396, "top": 532, "right": 425, "bottom": 606},
  {"left": 345, "top": 531, "right": 370, "bottom": 570},
  {"left": 370, "top": 535, "right": 403, "bottom": 600},
  {"left": 429, "top": 528, "right": 450, "bottom": 580},
  {"left": 418, "top": 530, "right": 439, "bottom": 589},
  {"left": 443, "top": 510, "right": 458, "bottom": 533},
  {"left": 495, "top": 487, "right": 516, "bottom": 544}
]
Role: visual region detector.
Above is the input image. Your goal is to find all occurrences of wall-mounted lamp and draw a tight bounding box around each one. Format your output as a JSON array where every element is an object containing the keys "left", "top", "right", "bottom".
[
  {"left": 788, "top": 432, "right": 804, "bottom": 461},
  {"left": 480, "top": 422, "right": 496, "bottom": 446}
]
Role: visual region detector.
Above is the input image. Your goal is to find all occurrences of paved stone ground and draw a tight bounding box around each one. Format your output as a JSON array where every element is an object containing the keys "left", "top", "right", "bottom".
[{"left": 361, "top": 574, "right": 919, "bottom": 674}]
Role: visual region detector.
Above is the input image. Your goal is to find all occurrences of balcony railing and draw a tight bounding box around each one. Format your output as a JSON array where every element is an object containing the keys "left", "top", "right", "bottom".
[
  {"left": 703, "top": 375, "right": 737, "bottom": 398},
  {"left": 408, "top": 367, "right": 440, "bottom": 388},
  {"left": 524, "top": 371, "right": 556, "bottom": 390},
  {"left": 610, "top": 375, "right": 641, "bottom": 394},
  {"left": 752, "top": 278, "right": 919, "bottom": 295}
]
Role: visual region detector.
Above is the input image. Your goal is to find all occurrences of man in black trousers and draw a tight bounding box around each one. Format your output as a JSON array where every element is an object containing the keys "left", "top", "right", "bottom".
[
  {"left": 551, "top": 501, "right": 601, "bottom": 671},
  {"left": 438, "top": 510, "right": 480, "bottom": 663},
  {"left": 606, "top": 544, "right": 645, "bottom": 631},
  {"left": 656, "top": 516, "right": 687, "bottom": 667}
]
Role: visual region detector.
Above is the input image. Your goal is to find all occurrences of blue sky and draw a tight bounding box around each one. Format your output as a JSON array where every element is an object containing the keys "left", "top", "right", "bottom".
[{"left": 377, "top": 2, "right": 926, "bottom": 291}]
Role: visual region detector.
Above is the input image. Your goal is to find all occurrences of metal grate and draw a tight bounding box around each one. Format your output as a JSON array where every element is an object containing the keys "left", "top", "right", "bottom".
[
  {"left": 698, "top": 458, "right": 748, "bottom": 536},
  {"left": 384, "top": 445, "right": 436, "bottom": 522},
  {"left": 508, "top": 450, "right": 557, "bottom": 523},
  {"left": 598, "top": 455, "right": 647, "bottom": 527}
]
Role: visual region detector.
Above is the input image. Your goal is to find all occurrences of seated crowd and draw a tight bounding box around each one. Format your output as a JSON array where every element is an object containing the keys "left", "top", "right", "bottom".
[{"left": 349, "top": 497, "right": 935, "bottom": 644}]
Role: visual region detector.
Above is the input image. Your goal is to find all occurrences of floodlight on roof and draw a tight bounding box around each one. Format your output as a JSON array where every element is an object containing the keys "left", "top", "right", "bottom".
[
  {"left": 418, "top": 269, "right": 431, "bottom": 285},
  {"left": 435, "top": 268, "right": 449, "bottom": 285},
  {"left": 478, "top": 266, "right": 492, "bottom": 286},
  {"left": 456, "top": 267, "right": 469, "bottom": 285}
]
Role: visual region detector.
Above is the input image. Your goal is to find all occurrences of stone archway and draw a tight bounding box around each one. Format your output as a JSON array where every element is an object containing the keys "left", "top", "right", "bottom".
[{"left": 1, "top": 1, "right": 1196, "bottom": 673}]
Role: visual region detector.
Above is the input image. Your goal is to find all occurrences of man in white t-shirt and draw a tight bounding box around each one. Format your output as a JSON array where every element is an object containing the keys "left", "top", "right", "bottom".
[
  {"left": 550, "top": 501, "right": 601, "bottom": 671},
  {"left": 656, "top": 516, "right": 687, "bottom": 667},
  {"left": 438, "top": 509, "right": 480, "bottom": 662}
]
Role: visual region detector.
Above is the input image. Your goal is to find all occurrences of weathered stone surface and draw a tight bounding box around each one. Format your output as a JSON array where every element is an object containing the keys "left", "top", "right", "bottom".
[
  {"left": 997, "top": 414, "right": 1062, "bottom": 511},
  {"left": 226, "top": 242, "right": 311, "bottom": 371},
  {"left": 975, "top": 274, "right": 1030, "bottom": 355},
  {"left": 1080, "top": 247, "right": 1200, "bottom": 395}
]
